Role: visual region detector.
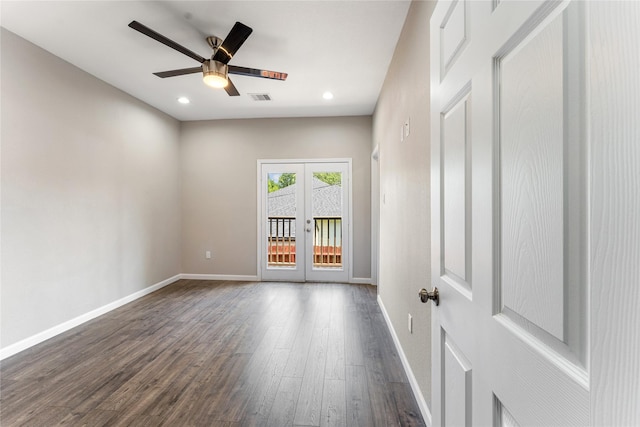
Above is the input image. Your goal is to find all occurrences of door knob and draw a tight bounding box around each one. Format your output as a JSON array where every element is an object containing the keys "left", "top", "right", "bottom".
[
  {"left": 306, "top": 228, "right": 311, "bottom": 232},
  {"left": 419, "top": 287, "right": 439, "bottom": 306}
]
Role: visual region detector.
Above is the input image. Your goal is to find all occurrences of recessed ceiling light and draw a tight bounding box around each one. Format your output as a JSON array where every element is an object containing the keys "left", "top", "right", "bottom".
[
  {"left": 322, "top": 91, "right": 334, "bottom": 100},
  {"left": 177, "top": 96, "right": 190, "bottom": 104}
]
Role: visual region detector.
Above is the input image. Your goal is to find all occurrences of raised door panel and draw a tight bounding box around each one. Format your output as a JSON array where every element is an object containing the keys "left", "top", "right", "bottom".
[
  {"left": 500, "top": 10, "right": 565, "bottom": 341},
  {"left": 441, "top": 89, "right": 472, "bottom": 297},
  {"left": 494, "top": 397, "right": 520, "bottom": 427},
  {"left": 442, "top": 330, "right": 472, "bottom": 427},
  {"left": 440, "top": 0, "right": 468, "bottom": 78},
  {"left": 495, "top": 2, "right": 587, "bottom": 371}
]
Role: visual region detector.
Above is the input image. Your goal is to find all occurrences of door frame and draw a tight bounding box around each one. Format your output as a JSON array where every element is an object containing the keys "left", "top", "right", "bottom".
[{"left": 257, "top": 158, "right": 353, "bottom": 282}]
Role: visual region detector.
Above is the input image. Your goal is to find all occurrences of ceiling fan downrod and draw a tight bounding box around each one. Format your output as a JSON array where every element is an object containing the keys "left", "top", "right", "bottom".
[{"left": 206, "top": 36, "right": 223, "bottom": 52}]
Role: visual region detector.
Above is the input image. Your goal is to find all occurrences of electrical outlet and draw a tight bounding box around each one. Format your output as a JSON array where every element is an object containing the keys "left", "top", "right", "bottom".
[
  {"left": 408, "top": 313, "right": 413, "bottom": 333},
  {"left": 205, "top": 250, "right": 211, "bottom": 259}
]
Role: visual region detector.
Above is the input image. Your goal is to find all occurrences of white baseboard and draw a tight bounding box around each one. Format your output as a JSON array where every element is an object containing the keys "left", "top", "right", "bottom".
[
  {"left": 0, "top": 274, "right": 181, "bottom": 361},
  {"left": 181, "top": 273, "right": 370, "bottom": 285},
  {"left": 349, "top": 277, "right": 373, "bottom": 285},
  {"left": 179, "top": 273, "right": 259, "bottom": 282},
  {"left": 377, "top": 295, "right": 432, "bottom": 427}
]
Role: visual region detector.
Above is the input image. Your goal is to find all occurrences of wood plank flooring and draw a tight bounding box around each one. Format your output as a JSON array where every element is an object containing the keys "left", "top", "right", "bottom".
[{"left": 0, "top": 280, "right": 425, "bottom": 426}]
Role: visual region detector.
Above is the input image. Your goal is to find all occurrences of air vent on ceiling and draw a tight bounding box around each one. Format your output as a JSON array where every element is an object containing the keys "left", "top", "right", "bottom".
[{"left": 249, "top": 93, "right": 272, "bottom": 101}]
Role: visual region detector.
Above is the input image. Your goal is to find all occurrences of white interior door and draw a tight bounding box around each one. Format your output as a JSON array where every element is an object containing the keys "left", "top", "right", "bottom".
[
  {"left": 430, "top": 1, "right": 595, "bottom": 425},
  {"left": 259, "top": 160, "right": 350, "bottom": 283}
]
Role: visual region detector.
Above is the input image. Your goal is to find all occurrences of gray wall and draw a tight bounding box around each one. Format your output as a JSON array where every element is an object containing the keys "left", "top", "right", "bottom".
[
  {"left": 373, "top": 0, "right": 436, "bottom": 407},
  {"left": 1, "top": 29, "right": 182, "bottom": 348},
  {"left": 180, "top": 116, "right": 372, "bottom": 279}
]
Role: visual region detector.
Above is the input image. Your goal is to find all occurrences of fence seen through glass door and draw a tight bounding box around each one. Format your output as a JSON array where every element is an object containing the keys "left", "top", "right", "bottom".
[
  {"left": 267, "top": 216, "right": 296, "bottom": 266},
  {"left": 267, "top": 216, "right": 342, "bottom": 268},
  {"left": 312, "top": 217, "right": 342, "bottom": 267}
]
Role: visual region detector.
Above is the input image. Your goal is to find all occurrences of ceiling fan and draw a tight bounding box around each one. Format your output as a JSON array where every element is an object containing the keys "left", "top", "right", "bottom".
[{"left": 128, "top": 20, "right": 288, "bottom": 96}]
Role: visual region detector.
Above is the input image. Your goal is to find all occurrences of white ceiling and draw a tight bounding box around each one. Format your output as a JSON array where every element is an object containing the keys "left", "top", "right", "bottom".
[{"left": 1, "top": 1, "right": 411, "bottom": 121}]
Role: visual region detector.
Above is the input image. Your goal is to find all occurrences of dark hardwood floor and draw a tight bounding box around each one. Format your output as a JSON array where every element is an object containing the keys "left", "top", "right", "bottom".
[{"left": 0, "top": 280, "right": 425, "bottom": 426}]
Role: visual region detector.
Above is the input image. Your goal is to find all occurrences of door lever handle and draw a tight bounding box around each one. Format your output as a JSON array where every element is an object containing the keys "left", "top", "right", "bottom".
[{"left": 419, "top": 287, "right": 439, "bottom": 306}]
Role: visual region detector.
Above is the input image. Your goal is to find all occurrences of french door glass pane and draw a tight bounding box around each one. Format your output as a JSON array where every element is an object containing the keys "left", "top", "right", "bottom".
[
  {"left": 267, "top": 172, "right": 297, "bottom": 268},
  {"left": 311, "top": 172, "right": 343, "bottom": 269}
]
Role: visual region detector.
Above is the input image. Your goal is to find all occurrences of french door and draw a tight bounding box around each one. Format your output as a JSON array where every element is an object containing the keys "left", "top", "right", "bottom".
[{"left": 259, "top": 160, "right": 350, "bottom": 282}]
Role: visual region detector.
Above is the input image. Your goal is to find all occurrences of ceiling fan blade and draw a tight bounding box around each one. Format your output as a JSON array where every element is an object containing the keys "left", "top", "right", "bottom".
[
  {"left": 225, "top": 78, "right": 240, "bottom": 96},
  {"left": 129, "top": 21, "right": 205, "bottom": 64},
  {"left": 229, "top": 65, "right": 288, "bottom": 81},
  {"left": 213, "top": 22, "right": 253, "bottom": 64},
  {"left": 153, "top": 67, "right": 203, "bottom": 78}
]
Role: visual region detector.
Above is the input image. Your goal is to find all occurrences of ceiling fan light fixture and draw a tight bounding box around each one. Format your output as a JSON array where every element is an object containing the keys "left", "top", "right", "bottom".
[
  {"left": 203, "top": 74, "right": 228, "bottom": 88},
  {"left": 202, "top": 60, "right": 228, "bottom": 88}
]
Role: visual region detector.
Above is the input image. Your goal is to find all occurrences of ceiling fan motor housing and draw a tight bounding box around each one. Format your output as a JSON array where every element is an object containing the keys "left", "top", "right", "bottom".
[{"left": 202, "top": 60, "right": 228, "bottom": 87}]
